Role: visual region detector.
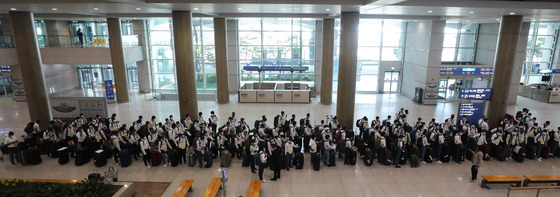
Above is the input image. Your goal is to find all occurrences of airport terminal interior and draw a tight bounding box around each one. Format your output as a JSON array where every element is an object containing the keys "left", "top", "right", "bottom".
[{"left": 1, "top": 0, "right": 560, "bottom": 196}]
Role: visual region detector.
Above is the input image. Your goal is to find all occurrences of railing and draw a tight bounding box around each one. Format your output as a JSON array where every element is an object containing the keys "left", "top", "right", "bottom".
[
  {"left": 0, "top": 36, "right": 14, "bottom": 48},
  {"left": 507, "top": 186, "right": 560, "bottom": 197},
  {"left": 36, "top": 35, "right": 139, "bottom": 48}
]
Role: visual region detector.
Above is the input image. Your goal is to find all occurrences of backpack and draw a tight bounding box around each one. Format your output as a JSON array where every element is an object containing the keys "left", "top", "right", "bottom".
[
  {"left": 356, "top": 119, "right": 361, "bottom": 128},
  {"left": 24, "top": 122, "right": 35, "bottom": 134},
  {"left": 254, "top": 152, "right": 262, "bottom": 165}
]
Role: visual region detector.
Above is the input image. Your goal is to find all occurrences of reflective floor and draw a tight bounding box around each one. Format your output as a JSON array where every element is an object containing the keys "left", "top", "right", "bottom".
[{"left": 0, "top": 92, "right": 559, "bottom": 196}]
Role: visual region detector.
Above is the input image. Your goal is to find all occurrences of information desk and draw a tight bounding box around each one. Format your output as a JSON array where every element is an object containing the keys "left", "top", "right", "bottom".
[
  {"left": 239, "top": 82, "right": 311, "bottom": 103},
  {"left": 518, "top": 84, "right": 560, "bottom": 103}
]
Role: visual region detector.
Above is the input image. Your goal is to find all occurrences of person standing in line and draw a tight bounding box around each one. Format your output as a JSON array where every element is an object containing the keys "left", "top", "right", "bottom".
[
  {"left": 270, "top": 144, "right": 282, "bottom": 181},
  {"left": 470, "top": 147, "right": 483, "bottom": 182},
  {"left": 140, "top": 136, "right": 151, "bottom": 168},
  {"left": 250, "top": 139, "right": 259, "bottom": 173},
  {"left": 258, "top": 147, "right": 267, "bottom": 183},
  {"left": 4, "top": 132, "right": 19, "bottom": 165},
  {"left": 285, "top": 139, "right": 294, "bottom": 171}
]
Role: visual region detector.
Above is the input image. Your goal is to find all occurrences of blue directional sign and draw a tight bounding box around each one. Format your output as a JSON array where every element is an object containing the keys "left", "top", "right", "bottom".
[
  {"left": 243, "top": 66, "right": 260, "bottom": 71},
  {"left": 458, "top": 103, "right": 484, "bottom": 125},
  {"left": 105, "top": 80, "right": 114, "bottom": 101},
  {"left": 459, "top": 88, "right": 492, "bottom": 100},
  {"left": 242, "top": 66, "right": 309, "bottom": 72}
]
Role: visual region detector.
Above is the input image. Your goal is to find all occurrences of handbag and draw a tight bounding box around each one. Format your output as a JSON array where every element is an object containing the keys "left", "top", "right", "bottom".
[{"left": 104, "top": 167, "right": 118, "bottom": 184}]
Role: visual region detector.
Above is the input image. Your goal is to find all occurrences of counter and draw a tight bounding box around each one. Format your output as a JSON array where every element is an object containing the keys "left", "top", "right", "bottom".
[
  {"left": 518, "top": 85, "right": 560, "bottom": 103},
  {"left": 238, "top": 82, "right": 311, "bottom": 103}
]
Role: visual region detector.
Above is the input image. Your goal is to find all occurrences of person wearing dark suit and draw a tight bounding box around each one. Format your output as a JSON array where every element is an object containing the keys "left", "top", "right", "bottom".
[{"left": 270, "top": 144, "right": 282, "bottom": 181}]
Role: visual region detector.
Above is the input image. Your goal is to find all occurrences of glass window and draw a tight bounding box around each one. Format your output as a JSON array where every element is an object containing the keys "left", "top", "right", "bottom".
[
  {"left": 457, "top": 48, "right": 474, "bottom": 62},
  {"left": 153, "top": 60, "right": 174, "bottom": 73},
  {"left": 148, "top": 19, "right": 171, "bottom": 30},
  {"left": 151, "top": 46, "right": 173, "bottom": 59},
  {"left": 442, "top": 48, "right": 456, "bottom": 62},
  {"left": 441, "top": 22, "right": 478, "bottom": 63},
  {"left": 239, "top": 32, "right": 262, "bottom": 45},
  {"left": 381, "top": 47, "right": 402, "bottom": 61},
  {"left": 358, "top": 47, "right": 380, "bottom": 61}
]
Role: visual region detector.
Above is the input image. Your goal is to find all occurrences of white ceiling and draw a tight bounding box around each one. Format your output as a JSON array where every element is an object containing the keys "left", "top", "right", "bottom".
[{"left": 0, "top": 0, "right": 559, "bottom": 22}]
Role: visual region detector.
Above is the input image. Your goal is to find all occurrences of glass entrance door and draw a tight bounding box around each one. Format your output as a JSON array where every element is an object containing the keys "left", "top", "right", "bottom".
[
  {"left": 0, "top": 74, "right": 14, "bottom": 98},
  {"left": 383, "top": 71, "right": 399, "bottom": 93},
  {"left": 79, "top": 68, "right": 93, "bottom": 89},
  {"left": 91, "top": 67, "right": 103, "bottom": 89}
]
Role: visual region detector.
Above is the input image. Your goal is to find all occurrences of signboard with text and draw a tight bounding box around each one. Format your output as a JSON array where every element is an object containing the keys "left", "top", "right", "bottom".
[
  {"left": 440, "top": 67, "right": 493, "bottom": 76},
  {"left": 458, "top": 103, "right": 484, "bottom": 125},
  {"left": 105, "top": 80, "right": 114, "bottom": 101},
  {"left": 459, "top": 88, "right": 492, "bottom": 100}
]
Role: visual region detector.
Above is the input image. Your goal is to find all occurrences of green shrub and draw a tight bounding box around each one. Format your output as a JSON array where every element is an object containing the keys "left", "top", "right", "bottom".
[{"left": 0, "top": 178, "right": 120, "bottom": 197}]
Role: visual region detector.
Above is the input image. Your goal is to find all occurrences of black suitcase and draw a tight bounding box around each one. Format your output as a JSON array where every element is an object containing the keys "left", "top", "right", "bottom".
[
  {"left": 57, "top": 147, "right": 69, "bottom": 165},
  {"left": 348, "top": 149, "right": 357, "bottom": 165},
  {"left": 88, "top": 170, "right": 101, "bottom": 181},
  {"left": 399, "top": 150, "right": 407, "bottom": 165},
  {"left": 410, "top": 155, "right": 420, "bottom": 168},
  {"left": 204, "top": 152, "right": 213, "bottom": 168},
  {"left": 525, "top": 145, "right": 536, "bottom": 160},
  {"left": 120, "top": 149, "right": 131, "bottom": 167},
  {"left": 28, "top": 148, "right": 42, "bottom": 165},
  {"left": 75, "top": 148, "right": 91, "bottom": 166},
  {"left": 242, "top": 154, "right": 251, "bottom": 167},
  {"left": 383, "top": 149, "right": 393, "bottom": 166},
  {"left": 329, "top": 150, "right": 336, "bottom": 166},
  {"left": 170, "top": 150, "right": 179, "bottom": 167},
  {"left": 294, "top": 152, "right": 304, "bottom": 169},
  {"left": 311, "top": 152, "right": 320, "bottom": 171},
  {"left": 93, "top": 149, "right": 107, "bottom": 167},
  {"left": 496, "top": 146, "right": 506, "bottom": 161},
  {"left": 364, "top": 148, "right": 374, "bottom": 166},
  {"left": 513, "top": 146, "right": 525, "bottom": 163}
]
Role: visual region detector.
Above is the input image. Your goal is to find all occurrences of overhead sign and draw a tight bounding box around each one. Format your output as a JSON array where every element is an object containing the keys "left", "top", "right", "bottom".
[
  {"left": 440, "top": 67, "right": 493, "bottom": 76},
  {"left": 105, "top": 80, "right": 114, "bottom": 101},
  {"left": 538, "top": 69, "right": 560, "bottom": 74},
  {"left": 459, "top": 88, "right": 492, "bottom": 100},
  {"left": 458, "top": 103, "right": 484, "bottom": 125},
  {"left": 0, "top": 66, "right": 10, "bottom": 73},
  {"left": 242, "top": 66, "right": 309, "bottom": 72}
]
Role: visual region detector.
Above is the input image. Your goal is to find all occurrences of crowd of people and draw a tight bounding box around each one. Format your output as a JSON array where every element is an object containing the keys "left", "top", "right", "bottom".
[{"left": 1, "top": 107, "right": 559, "bottom": 184}]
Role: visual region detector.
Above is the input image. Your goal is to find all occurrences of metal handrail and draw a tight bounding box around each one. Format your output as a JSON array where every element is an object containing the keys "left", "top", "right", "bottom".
[{"left": 507, "top": 186, "right": 560, "bottom": 197}]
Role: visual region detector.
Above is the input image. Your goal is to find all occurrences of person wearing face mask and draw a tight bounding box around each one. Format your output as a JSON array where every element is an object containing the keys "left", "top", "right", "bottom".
[
  {"left": 249, "top": 139, "right": 259, "bottom": 173},
  {"left": 140, "top": 136, "right": 151, "bottom": 168},
  {"left": 4, "top": 132, "right": 19, "bottom": 165},
  {"left": 176, "top": 134, "right": 189, "bottom": 166},
  {"left": 43, "top": 127, "right": 58, "bottom": 158}
]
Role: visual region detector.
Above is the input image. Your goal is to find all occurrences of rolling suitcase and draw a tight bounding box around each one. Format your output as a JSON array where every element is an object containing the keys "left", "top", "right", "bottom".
[
  {"left": 348, "top": 149, "right": 357, "bottom": 165},
  {"left": 170, "top": 150, "right": 179, "bottom": 167},
  {"left": 75, "top": 148, "right": 91, "bottom": 166},
  {"left": 496, "top": 146, "right": 506, "bottom": 161},
  {"left": 383, "top": 149, "right": 393, "bottom": 166},
  {"left": 150, "top": 150, "right": 162, "bottom": 166},
  {"left": 399, "top": 150, "right": 407, "bottom": 165},
  {"left": 220, "top": 150, "right": 232, "bottom": 167},
  {"left": 188, "top": 151, "right": 197, "bottom": 167},
  {"left": 93, "top": 149, "right": 107, "bottom": 167},
  {"left": 410, "top": 155, "right": 420, "bottom": 168},
  {"left": 27, "top": 148, "right": 42, "bottom": 165},
  {"left": 311, "top": 152, "right": 320, "bottom": 171},
  {"left": 525, "top": 145, "right": 536, "bottom": 160},
  {"left": 119, "top": 149, "right": 131, "bottom": 167},
  {"left": 204, "top": 152, "right": 213, "bottom": 168},
  {"left": 242, "top": 154, "right": 251, "bottom": 167},
  {"left": 541, "top": 146, "right": 550, "bottom": 159},
  {"left": 57, "top": 147, "right": 69, "bottom": 165},
  {"left": 294, "top": 152, "right": 304, "bottom": 169},
  {"left": 329, "top": 150, "right": 336, "bottom": 166},
  {"left": 364, "top": 148, "right": 374, "bottom": 166},
  {"left": 513, "top": 146, "right": 525, "bottom": 163}
]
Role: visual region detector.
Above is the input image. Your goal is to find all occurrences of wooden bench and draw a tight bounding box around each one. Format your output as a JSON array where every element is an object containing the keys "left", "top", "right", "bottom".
[
  {"left": 247, "top": 180, "right": 262, "bottom": 197},
  {"left": 507, "top": 186, "right": 560, "bottom": 197},
  {"left": 523, "top": 175, "right": 560, "bottom": 187},
  {"left": 202, "top": 177, "right": 222, "bottom": 197},
  {"left": 481, "top": 175, "right": 523, "bottom": 189},
  {"left": 172, "top": 179, "right": 194, "bottom": 197}
]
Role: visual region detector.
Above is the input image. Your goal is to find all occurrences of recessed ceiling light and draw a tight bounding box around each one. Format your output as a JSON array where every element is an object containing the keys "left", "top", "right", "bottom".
[
  {"left": 469, "top": 11, "right": 474, "bottom": 14},
  {"left": 193, "top": 8, "right": 199, "bottom": 11},
  {"left": 282, "top": 8, "right": 286, "bottom": 11},
  {"left": 238, "top": 8, "right": 242, "bottom": 10},
  {"left": 509, "top": 12, "right": 515, "bottom": 15},
  {"left": 136, "top": 7, "right": 141, "bottom": 11},
  {"left": 414, "top": 20, "right": 418, "bottom": 22},
  {"left": 326, "top": 8, "right": 331, "bottom": 11},
  {"left": 133, "top": 18, "right": 137, "bottom": 20},
  {"left": 10, "top": 8, "right": 16, "bottom": 11},
  {"left": 427, "top": 10, "right": 432, "bottom": 13},
  {"left": 496, "top": 19, "right": 500, "bottom": 21},
  {"left": 93, "top": 8, "right": 99, "bottom": 11},
  {"left": 51, "top": 8, "right": 58, "bottom": 11},
  {"left": 467, "top": 20, "right": 470, "bottom": 22}
]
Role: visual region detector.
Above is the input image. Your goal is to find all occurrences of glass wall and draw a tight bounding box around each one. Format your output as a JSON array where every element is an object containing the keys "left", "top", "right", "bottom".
[
  {"left": 441, "top": 22, "right": 478, "bottom": 64},
  {"left": 521, "top": 22, "right": 559, "bottom": 84},
  {"left": 76, "top": 64, "right": 114, "bottom": 90},
  {"left": 148, "top": 18, "right": 176, "bottom": 92},
  {"left": 238, "top": 18, "right": 316, "bottom": 87},
  {"left": 193, "top": 18, "right": 216, "bottom": 90},
  {"left": 333, "top": 19, "right": 405, "bottom": 92}
]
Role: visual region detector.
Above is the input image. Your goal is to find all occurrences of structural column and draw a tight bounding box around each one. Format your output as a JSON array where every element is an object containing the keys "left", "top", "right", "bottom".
[
  {"left": 9, "top": 11, "right": 52, "bottom": 129},
  {"left": 107, "top": 18, "right": 130, "bottom": 103},
  {"left": 214, "top": 18, "right": 229, "bottom": 103},
  {"left": 172, "top": 11, "right": 198, "bottom": 117},
  {"left": 132, "top": 20, "right": 152, "bottom": 93},
  {"left": 336, "top": 12, "right": 360, "bottom": 128},
  {"left": 487, "top": 15, "right": 523, "bottom": 128},
  {"left": 320, "top": 18, "right": 335, "bottom": 104}
]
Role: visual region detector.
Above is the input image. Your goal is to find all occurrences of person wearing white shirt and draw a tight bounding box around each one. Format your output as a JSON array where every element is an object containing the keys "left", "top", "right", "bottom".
[
  {"left": 285, "top": 140, "right": 295, "bottom": 170},
  {"left": 250, "top": 141, "right": 259, "bottom": 173},
  {"left": 209, "top": 111, "right": 219, "bottom": 133},
  {"left": 535, "top": 130, "right": 549, "bottom": 161},
  {"left": 371, "top": 116, "right": 381, "bottom": 128},
  {"left": 420, "top": 132, "right": 430, "bottom": 164},
  {"left": 4, "top": 132, "right": 19, "bottom": 165},
  {"left": 434, "top": 130, "right": 445, "bottom": 163},
  {"left": 454, "top": 131, "right": 463, "bottom": 164},
  {"left": 129, "top": 131, "right": 141, "bottom": 160},
  {"left": 111, "top": 135, "right": 122, "bottom": 163},
  {"left": 158, "top": 137, "right": 173, "bottom": 167},
  {"left": 258, "top": 148, "right": 268, "bottom": 183},
  {"left": 32, "top": 120, "right": 41, "bottom": 138},
  {"left": 550, "top": 128, "right": 560, "bottom": 159},
  {"left": 196, "top": 136, "right": 207, "bottom": 168},
  {"left": 140, "top": 137, "right": 151, "bottom": 168},
  {"left": 168, "top": 125, "right": 178, "bottom": 148},
  {"left": 76, "top": 129, "right": 87, "bottom": 149},
  {"left": 184, "top": 114, "right": 193, "bottom": 131},
  {"left": 43, "top": 127, "right": 58, "bottom": 158},
  {"left": 476, "top": 132, "right": 487, "bottom": 146},
  {"left": 176, "top": 134, "right": 189, "bottom": 165},
  {"left": 480, "top": 118, "right": 489, "bottom": 132},
  {"left": 63, "top": 123, "right": 76, "bottom": 141},
  {"left": 278, "top": 111, "right": 287, "bottom": 127},
  {"left": 323, "top": 135, "right": 335, "bottom": 166},
  {"left": 309, "top": 138, "right": 317, "bottom": 153},
  {"left": 329, "top": 117, "right": 339, "bottom": 130}
]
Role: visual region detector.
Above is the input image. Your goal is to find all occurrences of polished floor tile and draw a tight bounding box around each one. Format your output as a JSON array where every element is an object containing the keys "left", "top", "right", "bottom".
[{"left": 1, "top": 92, "right": 560, "bottom": 197}]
